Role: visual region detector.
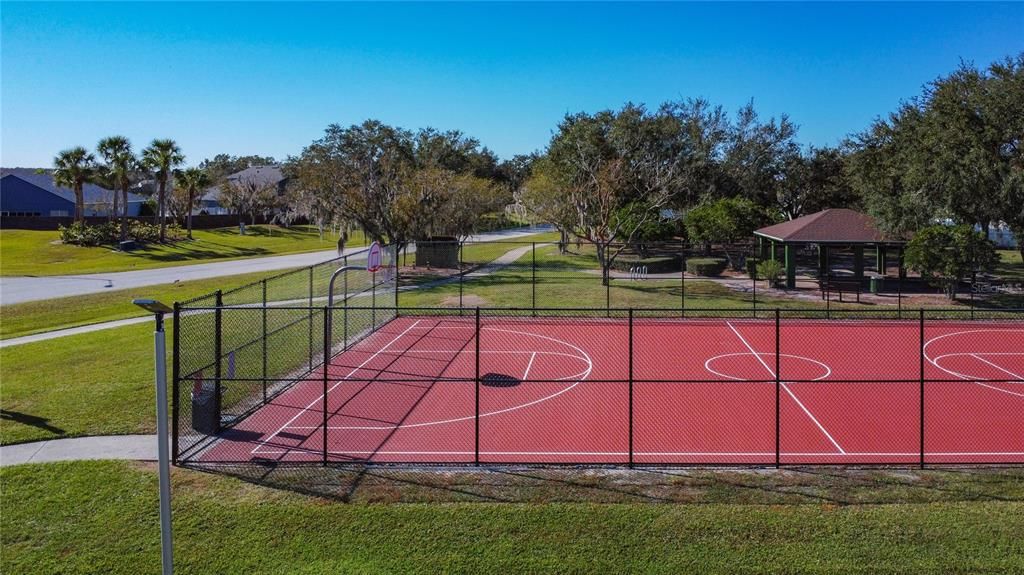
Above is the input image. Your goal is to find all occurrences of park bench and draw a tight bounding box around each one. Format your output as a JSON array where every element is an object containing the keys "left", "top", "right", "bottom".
[{"left": 820, "top": 276, "right": 862, "bottom": 302}]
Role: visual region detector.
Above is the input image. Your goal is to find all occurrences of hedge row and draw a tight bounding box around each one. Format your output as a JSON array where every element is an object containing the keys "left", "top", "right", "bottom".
[
  {"left": 685, "top": 257, "right": 728, "bottom": 276},
  {"left": 610, "top": 255, "right": 682, "bottom": 274}
]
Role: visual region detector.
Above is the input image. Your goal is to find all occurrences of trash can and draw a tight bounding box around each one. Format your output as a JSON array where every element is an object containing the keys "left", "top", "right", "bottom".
[
  {"left": 869, "top": 277, "right": 881, "bottom": 294},
  {"left": 191, "top": 380, "right": 220, "bottom": 435}
]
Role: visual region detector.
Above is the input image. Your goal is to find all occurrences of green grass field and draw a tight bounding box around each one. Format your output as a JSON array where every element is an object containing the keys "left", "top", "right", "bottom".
[
  {"left": 995, "top": 249, "right": 1024, "bottom": 280},
  {"left": 2, "top": 461, "right": 1022, "bottom": 574},
  {"left": 0, "top": 323, "right": 165, "bottom": 445},
  {"left": 0, "top": 225, "right": 365, "bottom": 277}
]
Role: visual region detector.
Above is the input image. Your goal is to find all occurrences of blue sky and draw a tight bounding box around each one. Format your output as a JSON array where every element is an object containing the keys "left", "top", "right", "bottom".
[{"left": 2, "top": 2, "right": 1021, "bottom": 168}]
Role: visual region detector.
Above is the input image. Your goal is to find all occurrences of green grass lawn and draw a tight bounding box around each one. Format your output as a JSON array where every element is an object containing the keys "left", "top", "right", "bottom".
[
  {"left": 2, "top": 461, "right": 1023, "bottom": 574},
  {"left": 0, "top": 323, "right": 164, "bottom": 445},
  {"left": 994, "top": 249, "right": 1024, "bottom": 280},
  {"left": 0, "top": 225, "right": 366, "bottom": 277}
]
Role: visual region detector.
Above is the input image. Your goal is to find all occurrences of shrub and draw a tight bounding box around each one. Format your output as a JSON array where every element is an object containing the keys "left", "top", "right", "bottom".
[
  {"left": 128, "top": 220, "right": 161, "bottom": 243},
  {"left": 746, "top": 257, "right": 760, "bottom": 277},
  {"left": 58, "top": 222, "right": 118, "bottom": 246},
  {"left": 686, "top": 257, "right": 727, "bottom": 276},
  {"left": 905, "top": 224, "right": 997, "bottom": 299},
  {"left": 58, "top": 220, "right": 184, "bottom": 246},
  {"left": 756, "top": 259, "right": 784, "bottom": 287}
]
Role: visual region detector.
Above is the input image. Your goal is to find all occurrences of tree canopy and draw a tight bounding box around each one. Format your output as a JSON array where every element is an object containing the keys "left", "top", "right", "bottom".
[
  {"left": 288, "top": 120, "right": 510, "bottom": 246},
  {"left": 846, "top": 54, "right": 1023, "bottom": 259}
]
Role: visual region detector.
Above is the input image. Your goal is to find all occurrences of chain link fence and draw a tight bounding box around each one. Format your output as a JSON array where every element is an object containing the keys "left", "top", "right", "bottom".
[
  {"left": 173, "top": 303, "right": 1023, "bottom": 467},
  {"left": 173, "top": 244, "right": 397, "bottom": 461},
  {"left": 172, "top": 238, "right": 1022, "bottom": 469},
  {"left": 402, "top": 239, "right": 1022, "bottom": 315}
]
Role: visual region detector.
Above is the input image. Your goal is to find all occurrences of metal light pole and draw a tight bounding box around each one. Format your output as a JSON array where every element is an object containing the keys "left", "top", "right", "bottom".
[{"left": 133, "top": 298, "right": 174, "bottom": 575}]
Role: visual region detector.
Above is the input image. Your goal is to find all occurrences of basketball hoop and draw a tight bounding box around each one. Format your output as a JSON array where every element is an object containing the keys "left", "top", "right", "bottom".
[{"left": 366, "top": 241, "right": 383, "bottom": 273}]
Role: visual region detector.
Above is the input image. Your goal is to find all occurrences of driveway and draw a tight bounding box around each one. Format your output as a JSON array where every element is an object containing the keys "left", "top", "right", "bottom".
[{"left": 0, "top": 226, "right": 551, "bottom": 305}]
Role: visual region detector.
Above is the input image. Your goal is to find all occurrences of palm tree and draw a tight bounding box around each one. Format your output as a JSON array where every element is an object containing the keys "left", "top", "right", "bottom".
[
  {"left": 142, "top": 139, "right": 185, "bottom": 242},
  {"left": 97, "top": 136, "right": 137, "bottom": 243},
  {"left": 52, "top": 147, "right": 96, "bottom": 223},
  {"left": 173, "top": 167, "right": 211, "bottom": 239}
]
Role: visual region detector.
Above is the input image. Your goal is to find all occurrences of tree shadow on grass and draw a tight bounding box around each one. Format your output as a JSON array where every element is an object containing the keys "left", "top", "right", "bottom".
[
  {"left": 124, "top": 244, "right": 272, "bottom": 263},
  {"left": 0, "top": 409, "right": 66, "bottom": 436}
]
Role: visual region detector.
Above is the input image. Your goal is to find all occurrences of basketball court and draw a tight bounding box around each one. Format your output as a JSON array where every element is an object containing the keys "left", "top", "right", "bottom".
[{"left": 190, "top": 314, "right": 1024, "bottom": 466}]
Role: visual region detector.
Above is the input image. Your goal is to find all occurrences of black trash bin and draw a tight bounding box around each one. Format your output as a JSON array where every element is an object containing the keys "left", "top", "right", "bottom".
[{"left": 191, "top": 381, "right": 220, "bottom": 435}]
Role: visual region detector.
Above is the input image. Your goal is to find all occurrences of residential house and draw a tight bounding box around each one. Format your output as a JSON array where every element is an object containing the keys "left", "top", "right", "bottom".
[
  {"left": 0, "top": 168, "right": 146, "bottom": 217},
  {"left": 199, "top": 165, "right": 288, "bottom": 215}
]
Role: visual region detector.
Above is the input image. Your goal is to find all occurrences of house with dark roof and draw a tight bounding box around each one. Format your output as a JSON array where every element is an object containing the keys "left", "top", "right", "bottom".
[
  {"left": 199, "top": 165, "right": 288, "bottom": 215},
  {"left": 753, "top": 208, "right": 906, "bottom": 289},
  {"left": 0, "top": 168, "right": 147, "bottom": 217}
]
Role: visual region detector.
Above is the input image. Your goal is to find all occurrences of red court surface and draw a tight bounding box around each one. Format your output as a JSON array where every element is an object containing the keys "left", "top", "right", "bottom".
[{"left": 197, "top": 315, "right": 1024, "bottom": 465}]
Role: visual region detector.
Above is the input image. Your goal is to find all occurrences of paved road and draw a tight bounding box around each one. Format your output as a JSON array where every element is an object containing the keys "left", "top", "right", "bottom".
[{"left": 0, "top": 226, "right": 550, "bottom": 305}]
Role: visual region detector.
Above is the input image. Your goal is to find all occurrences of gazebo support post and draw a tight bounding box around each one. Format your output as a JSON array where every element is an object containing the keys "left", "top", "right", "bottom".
[
  {"left": 876, "top": 245, "right": 886, "bottom": 276},
  {"left": 784, "top": 244, "right": 796, "bottom": 289},
  {"left": 817, "top": 244, "right": 827, "bottom": 279},
  {"left": 853, "top": 246, "right": 865, "bottom": 282}
]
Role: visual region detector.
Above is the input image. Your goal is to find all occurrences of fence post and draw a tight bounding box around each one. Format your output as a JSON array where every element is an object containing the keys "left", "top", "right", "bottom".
[
  {"left": 919, "top": 309, "right": 925, "bottom": 469},
  {"left": 308, "top": 268, "right": 314, "bottom": 372},
  {"left": 970, "top": 271, "right": 975, "bottom": 320},
  {"left": 323, "top": 305, "right": 330, "bottom": 465},
  {"left": 897, "top": 271, "right": 903, "bottom": 319},
  {"left": 775, "top": 308, "right": 781, "bottom": 468},
  {"left": 825, "top": 249, "right": 831, "bottom": 320},
  {"left": 532, "top": 242, "right": 537, "bottom": 316},
  {"left": 171, "top": 303, "right": 181, "bottom": 464},
  {"left": 214, "top": 290, "right": 223, "bottom": 433},
  {"left": 394, "top": 245, "right": 400, "bottom": 312},
  {"left": 752, "top": 259, "right": 758, "bottom": 319},
  {"left": 262, "top": 279, "right": 268, "bottom": 403},
  {"left": 628, "top": 308, "right": 634, "bottom": 468},
  {"left": 606, "top": 268, "right": 611, "bottom": 318},
  {"left": 680, "top": 244, "right": 686, "bottom": 319},
  {"left": 475, "top": 307, "right": 481, "bottom": 466},
  {"left": 826, "top": 279, "right": 831, "bottom": 319},
  {"left": 459, "top": 242, "right": 464, "bottom": 313},
  {"left": 343, "top": 255, "right": 349, "bottom": 350}
]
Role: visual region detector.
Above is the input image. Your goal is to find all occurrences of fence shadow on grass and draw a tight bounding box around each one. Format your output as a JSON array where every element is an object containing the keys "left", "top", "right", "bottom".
[{"left": 182, "top": 462, "right": 1024, "bottom": 505}]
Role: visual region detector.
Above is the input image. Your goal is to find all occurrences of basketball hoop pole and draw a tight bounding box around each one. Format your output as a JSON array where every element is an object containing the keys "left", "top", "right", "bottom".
[{"left": 132, "top": 299, "right": 174, "bottom": 575}]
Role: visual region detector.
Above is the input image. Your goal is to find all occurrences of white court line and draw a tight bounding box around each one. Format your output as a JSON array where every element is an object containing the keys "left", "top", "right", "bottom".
[
  {"left": 970, "top": 353, "right": 1024, "bottom": 381},
  {"left": 924, "top": 328, "right": 1024, "bottom": 398},
  {"left": 251, "top": 449, "right": 1024, "bottom": 457},
  {"left": 931, "top": 355, "right": 1024, "bottom": 397},
  {"left": 252, "top": 319, "right": 423, "bottom": 454},
  {"left": 259, "top": 324, "right": 593, "bottom": 434},
  {"left": 726, "top": 322, "right": 846, "bottom": 454},
  {"left": 522, "top": 352, "right": 537, "bottom": 380}
]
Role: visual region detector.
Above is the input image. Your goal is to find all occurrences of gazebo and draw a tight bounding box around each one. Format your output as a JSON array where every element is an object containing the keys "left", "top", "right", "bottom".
[{"left": 753, "top": 209, "right": 905, "bottom": 289}]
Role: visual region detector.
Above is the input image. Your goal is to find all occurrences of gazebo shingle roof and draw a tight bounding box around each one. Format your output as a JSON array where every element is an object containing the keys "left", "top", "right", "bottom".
[{"left": 754, "top": 209, "right": 895, "bottom": 243}]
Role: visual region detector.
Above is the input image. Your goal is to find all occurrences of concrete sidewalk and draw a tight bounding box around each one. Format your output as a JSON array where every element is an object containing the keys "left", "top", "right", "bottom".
[
  {"left": 0, "top": 435, "right": 159, "bottom": 466},
  {"left": 0, "top": 226, "right": 551, "bottom": 305}
]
